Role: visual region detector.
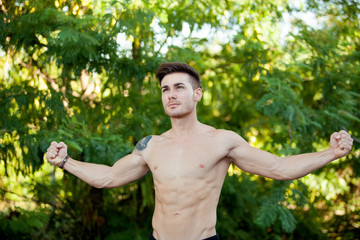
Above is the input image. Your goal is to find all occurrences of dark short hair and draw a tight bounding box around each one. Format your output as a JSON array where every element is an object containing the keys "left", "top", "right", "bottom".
[{"left": 155, "top": 62, "right": 201, "bottom": 89}]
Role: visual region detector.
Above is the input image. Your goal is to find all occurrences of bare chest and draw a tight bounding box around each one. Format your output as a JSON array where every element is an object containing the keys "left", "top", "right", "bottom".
[{"left": 145, "top": 139, "right": 229, "bottom": 182}]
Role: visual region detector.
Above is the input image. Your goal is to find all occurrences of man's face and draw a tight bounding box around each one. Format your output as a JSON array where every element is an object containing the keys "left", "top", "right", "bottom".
[{"left": 161, "top": 72, "right": 202, "bottom": 118}]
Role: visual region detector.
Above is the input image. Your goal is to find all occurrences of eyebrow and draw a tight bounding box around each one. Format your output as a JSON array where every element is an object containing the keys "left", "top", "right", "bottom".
[
  {"left": 161, "top": 82, "right": 186, "bottom": 89},
  {"left": 174, "top": 83, "right": 185, "bottom": 87}
]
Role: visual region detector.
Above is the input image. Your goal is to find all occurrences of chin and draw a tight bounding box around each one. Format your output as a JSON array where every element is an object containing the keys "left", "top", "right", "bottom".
[
  {"left": 165, "top": 110, "right": 191, "bottom": 118},
  {"left": 165, "top": 112, "right": 182, "bottom": 118},
  {"left": 164, "top": 104, "right": 195, "bottom": 118}
]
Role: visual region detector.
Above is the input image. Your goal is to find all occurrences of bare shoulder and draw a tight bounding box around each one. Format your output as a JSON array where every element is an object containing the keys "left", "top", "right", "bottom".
[
  {"left": 213, "top": 129, "right": 247, "bottom": 142},
  {"left": 134, "top": 135, "right": 163, "bottom": 153},
  {"left": 210, "top": 129, "right": 249, "bottom": 152},
  {"left": 134, "top": 136, "right": 153, "bottom": 151}
]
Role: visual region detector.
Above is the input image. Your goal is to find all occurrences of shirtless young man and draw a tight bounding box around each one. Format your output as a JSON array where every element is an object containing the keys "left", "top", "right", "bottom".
[{"left": 46, "top": 62, "right": 353, "bottom": 240}]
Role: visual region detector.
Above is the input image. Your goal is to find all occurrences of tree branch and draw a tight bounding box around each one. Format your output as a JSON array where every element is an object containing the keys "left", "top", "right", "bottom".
[{"left": 19, "top": 59, "right": 60, "bottom": 92}]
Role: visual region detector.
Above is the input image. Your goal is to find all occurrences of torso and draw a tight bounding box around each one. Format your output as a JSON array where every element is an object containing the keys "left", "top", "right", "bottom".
[{"left": 142, "top": 126, "right": 234, "bottom": 240}]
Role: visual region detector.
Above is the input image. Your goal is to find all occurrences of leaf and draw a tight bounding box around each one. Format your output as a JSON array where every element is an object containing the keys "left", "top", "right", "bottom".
[
  {"left": 338, "top": 110, "right": 360, "bottom": 123},
  {"left": 254, "top": 203, "right": 278, "bottom": 229},
  {"left": 277, "top": 206, "right": 297, "bottom": 233},
  {"left": 67, "top": 140, "right": 83, "bottom": 152}
]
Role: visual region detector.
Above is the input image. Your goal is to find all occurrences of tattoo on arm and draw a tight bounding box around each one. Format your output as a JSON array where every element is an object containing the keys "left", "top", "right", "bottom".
[{"left": 135, "top": 136, "right": 152, "bottom": 151}]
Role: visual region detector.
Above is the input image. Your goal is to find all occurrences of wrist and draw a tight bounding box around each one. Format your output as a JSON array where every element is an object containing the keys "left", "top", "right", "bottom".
[
  {"left": 59, "top": 155, "right": 69, "bottom": 169},
  {"left": 325, "top": 147, "right": 338, "bottom": 161}
]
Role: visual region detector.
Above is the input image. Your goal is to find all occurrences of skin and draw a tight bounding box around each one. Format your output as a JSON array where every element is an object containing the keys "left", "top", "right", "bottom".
[{"left": 46, "top": 72, "right": 354, "bottom": 240}]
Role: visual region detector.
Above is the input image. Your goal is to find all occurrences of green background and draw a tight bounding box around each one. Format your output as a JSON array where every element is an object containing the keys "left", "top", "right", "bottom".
[{"left": 1, "top": 0, "right": 359, "bottom": 239}]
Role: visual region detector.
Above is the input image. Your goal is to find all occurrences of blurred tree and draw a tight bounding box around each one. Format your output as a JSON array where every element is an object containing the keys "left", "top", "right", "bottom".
[{"left": 0, "top": 0, "right": 359, "bottom": 239}]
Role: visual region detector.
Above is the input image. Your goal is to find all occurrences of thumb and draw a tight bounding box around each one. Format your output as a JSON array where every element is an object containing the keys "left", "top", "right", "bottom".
[
  {"left": 331, "top": 132, "right": 341, "bottom": 140},
  {"left": 55, "top": 142, "right": 68, "bottom": 159}
]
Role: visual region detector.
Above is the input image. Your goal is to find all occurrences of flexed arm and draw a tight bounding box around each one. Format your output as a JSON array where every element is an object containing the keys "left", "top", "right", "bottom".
[
  {"left": 227, "top": 130, "right": 353, "bottom": 180},
  {"left": 46, "top": 140, "right": 150, "bottom": 188}
]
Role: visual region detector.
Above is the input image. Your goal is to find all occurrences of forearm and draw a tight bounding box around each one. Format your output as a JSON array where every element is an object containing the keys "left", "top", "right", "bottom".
[
  {"left": 47, "top": 142, "right": 149, "bottom": 188},
  {"left": 231, "top": 130, "right": 352, "bottom": 181},
  {"left": 274, "top": 148, "right": 337, "bottom": 180},
  {"left": 63, "top": 157, "right": 114, "bottom": 188}
]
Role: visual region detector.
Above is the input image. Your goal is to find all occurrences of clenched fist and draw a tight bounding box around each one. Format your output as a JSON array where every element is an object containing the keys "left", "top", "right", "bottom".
[
  {"left": 46, "top": 141, "right": 68, "bottom": 167},
  {"left": 330, "top": 130, "right": 353, "bottom": 159}
]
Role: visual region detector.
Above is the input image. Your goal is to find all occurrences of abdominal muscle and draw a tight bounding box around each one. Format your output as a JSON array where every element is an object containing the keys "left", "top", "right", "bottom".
[{"left": 151, "top": 176, "right": 222, "bottom": 240}]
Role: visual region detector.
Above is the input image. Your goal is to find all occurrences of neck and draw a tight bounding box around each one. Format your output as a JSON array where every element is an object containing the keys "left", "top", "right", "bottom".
[{"left": 169, "top": 111, "right": 200, "bottom": 138}]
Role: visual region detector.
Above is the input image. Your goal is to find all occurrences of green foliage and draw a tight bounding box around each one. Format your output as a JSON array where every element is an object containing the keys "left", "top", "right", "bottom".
[
  {"left": 0, "top": 208, "right": 50, "bottom": 239},
  {"left": 1, "top": 0, "right": 360, "bottom": 239}
]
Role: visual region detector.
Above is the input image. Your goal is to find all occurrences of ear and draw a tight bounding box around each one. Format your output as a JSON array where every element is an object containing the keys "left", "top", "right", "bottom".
[{"left": 193, "top": 88, "right": 202, "bottom": 102}]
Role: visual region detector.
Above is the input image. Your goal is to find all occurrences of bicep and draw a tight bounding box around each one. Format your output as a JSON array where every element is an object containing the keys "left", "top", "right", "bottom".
[
  {"left": 228, "top": 140, "right": 282, "bottom": 179},
  {"left": 107, "top": 153, "right": 149, "bottom": 188}
]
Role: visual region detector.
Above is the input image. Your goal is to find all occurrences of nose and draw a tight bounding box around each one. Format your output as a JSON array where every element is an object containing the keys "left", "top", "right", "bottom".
[{"left": 168, "top": 90, "right": 176, "bottom": 100}]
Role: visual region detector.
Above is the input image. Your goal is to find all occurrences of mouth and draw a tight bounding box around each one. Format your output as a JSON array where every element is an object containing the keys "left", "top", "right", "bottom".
[{"left": 168, "top": 102, "right": 179, "bottom": 108}]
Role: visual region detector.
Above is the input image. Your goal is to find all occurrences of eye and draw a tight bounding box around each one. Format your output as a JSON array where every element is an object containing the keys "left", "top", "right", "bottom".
[{"left": 162, "top": 88, "right": 169, "bottom": 93}]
